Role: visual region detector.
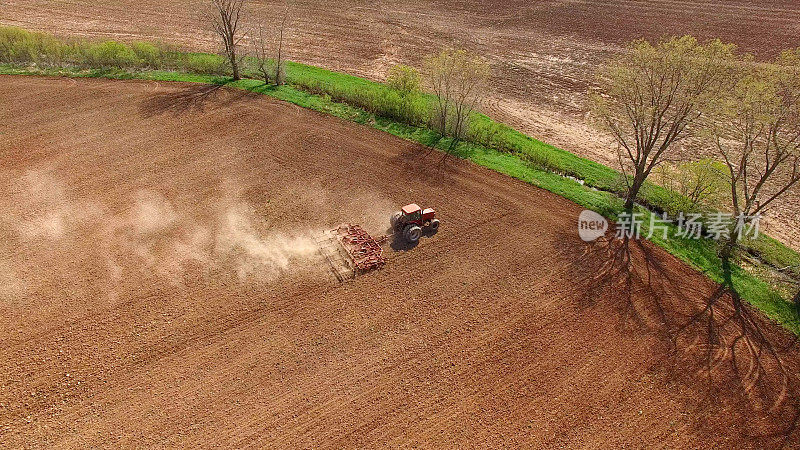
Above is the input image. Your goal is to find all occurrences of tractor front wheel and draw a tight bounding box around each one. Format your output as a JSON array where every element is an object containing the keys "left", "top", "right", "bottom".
[
  {"left": 404, "top": 224, "right": 422, "bottom": 243},
  {"left": 391, "top": 212, "right": 402, "bottom": 229},
  {"left": 429, "top": 219, "right": 440, "bottom": 233}
]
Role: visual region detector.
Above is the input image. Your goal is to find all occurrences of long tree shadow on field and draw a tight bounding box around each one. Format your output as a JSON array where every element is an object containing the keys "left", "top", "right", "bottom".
[
  {"left": 389, "top": 143, "right": 465, "bottom": 188},
  {"left": 138, "top": 83, "right": 253, "bottom": 117},
  {"left": 573, "top": 233, "right": 800, "bottom": 447}
]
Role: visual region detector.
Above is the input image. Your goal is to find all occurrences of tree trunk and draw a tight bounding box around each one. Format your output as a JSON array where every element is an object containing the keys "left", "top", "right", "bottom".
[
  {"left": 624, "top": 171, "right": 646, "bottom": 210},
  {"left": 230, "top": 51, "right": 240, "bottom": 81},
  {"left": 276, "top": 27, "right": 284, "bottom": 86},
  {"left": 719, "top": 233, "right": 738, "bottom": 262},
  {"left": 260, "top": 66, "right": 269, "bottom": 84}
]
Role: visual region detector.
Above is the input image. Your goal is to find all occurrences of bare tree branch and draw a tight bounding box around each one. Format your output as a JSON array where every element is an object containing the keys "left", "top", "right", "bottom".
[
  {"left": 703, "top": 48, "right": 800, "bottom": 256},
  {"left": 590, "top": 36, "right": 737, "bottom": 209},
  {"left": 208, "top": 0, "right": 245, "bottom": 80}
]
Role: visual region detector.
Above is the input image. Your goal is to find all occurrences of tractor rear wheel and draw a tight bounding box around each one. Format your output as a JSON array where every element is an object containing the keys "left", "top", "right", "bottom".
[
  {"left": 404, "top": 224, "right": 422, "bottom": 243},
  {"left": 429, "top": 219, "right": 440, "bottom": 232}
]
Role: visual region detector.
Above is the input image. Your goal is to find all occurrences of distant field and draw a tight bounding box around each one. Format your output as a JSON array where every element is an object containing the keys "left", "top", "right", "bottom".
[
  {"left": 2, "top": 75, "right": 799, "bottom": 447},
  {"left": 2, "top": 0, "right": 798, "bottom": 247},
  {"left": 2, "top": 0, "right": 798, "bottom": 154}
]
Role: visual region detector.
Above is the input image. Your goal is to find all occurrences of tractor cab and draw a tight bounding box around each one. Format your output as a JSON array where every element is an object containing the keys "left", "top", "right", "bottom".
[
  {"left": 401, "top": 203, "right": 423, "bottom": 223},
  {"left": 392, "top": 203, "right": 440, "bottom": 243}
]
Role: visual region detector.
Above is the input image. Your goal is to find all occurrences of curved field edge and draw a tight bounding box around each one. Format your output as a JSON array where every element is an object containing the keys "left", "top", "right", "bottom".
[{"left": 1, "top": 64, "right": 798, "bottom": 336}]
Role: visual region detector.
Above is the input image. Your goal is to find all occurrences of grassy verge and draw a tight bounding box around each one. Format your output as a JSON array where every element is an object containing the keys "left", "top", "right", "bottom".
[{"left": 1, "top": 27, "right": 799, "bottom": 334}]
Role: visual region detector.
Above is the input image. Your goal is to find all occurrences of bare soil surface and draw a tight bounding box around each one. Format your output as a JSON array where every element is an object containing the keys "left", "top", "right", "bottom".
[
  {"left": 1, "top": 76, "right": 800, "bottom": 447},
  {"left": 1, "top": 0, "right": 799, "bottom": 246}
]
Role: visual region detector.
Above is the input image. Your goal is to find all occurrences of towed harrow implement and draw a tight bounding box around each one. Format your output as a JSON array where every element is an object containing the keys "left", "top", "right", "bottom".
[{"left": 316, "top": 224, "right": 388, "bottom": 282}]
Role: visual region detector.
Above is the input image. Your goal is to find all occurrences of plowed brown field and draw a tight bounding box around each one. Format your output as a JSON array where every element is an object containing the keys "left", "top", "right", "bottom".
[{"left": 1, "top": 76, "right": 800, "bottom": 448}]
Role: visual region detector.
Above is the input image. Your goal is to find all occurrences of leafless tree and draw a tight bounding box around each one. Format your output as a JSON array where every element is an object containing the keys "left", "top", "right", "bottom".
[
  {"left": 424, "top": 47, "right": 490, "bottom": 144},
  {"left": 704, "top": 49, "right": 800, "bottom": 258},
  {"left": 250, "top": 3, "right": 288, "bottom": 85},
  {"left": 273, "top": 4, "right": 288, "bottom": 86},
  {"left": 208, "top": 0, "right": 246, "bottom": 80},
  {"left": 591, "top": 36, "right": 737, "bottom": 209},
  {"left": 253, "top": 25, "right": 271, "bottom": 84}
]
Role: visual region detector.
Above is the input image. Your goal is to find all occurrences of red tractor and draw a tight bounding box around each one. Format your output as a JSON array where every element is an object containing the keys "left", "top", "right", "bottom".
[{"left": 391, "top": 203, "right": 440, "bottom": 244}]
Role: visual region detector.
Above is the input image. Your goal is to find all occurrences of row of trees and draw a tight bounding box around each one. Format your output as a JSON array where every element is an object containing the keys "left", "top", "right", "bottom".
[
  {"left": 204, "top": 3, "right": 797, "bottom": 300},
  {"left": 207, "top": 0, "right": 288, "bottom": 84},
  {"left": 592, "top": 36, "right": 800, "bottom": 257},
  {"left": 206, "top": 1, "right": 491, "bottom": 141}
]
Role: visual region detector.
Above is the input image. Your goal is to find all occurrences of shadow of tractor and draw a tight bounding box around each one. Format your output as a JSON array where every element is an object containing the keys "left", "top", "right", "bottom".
[{"left": 387, "top": 225, "right": 438, "bottom": 252}]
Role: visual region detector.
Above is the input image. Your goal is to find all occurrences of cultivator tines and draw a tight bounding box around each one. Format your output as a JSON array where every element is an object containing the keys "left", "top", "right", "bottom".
[
  {"left": 333, "top": 224, "right": 387, "bottom": 274},
  {"left": 315, "top": 232, "right": 352, "bottom": 283}
]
